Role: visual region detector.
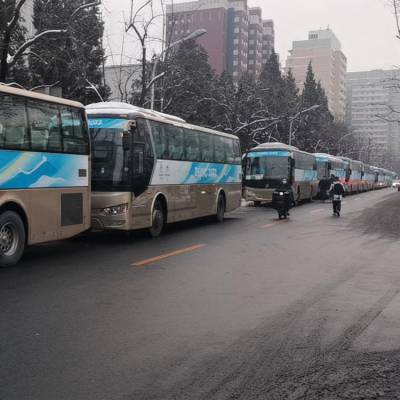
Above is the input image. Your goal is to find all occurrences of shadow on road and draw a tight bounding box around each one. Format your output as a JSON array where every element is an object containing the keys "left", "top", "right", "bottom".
[
  {"left": 4, "top": 215, "right": 240, "bottom": 272},
  {"left": 354, "top": 192, "right": 400, "bottom": 239}
]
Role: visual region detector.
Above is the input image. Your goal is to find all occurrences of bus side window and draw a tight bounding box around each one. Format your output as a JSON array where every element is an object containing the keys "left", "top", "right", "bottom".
[
  {"left": 28, "top": 100, "right": 61, "bottom": 152},
  {"left": 71, "top": 109, "right": 89, "bottom": 155},
  {"left": 0, "top": 93, "right": 29, "bottom": 150},
  {"left": 184, "top": 129, "right": 200, "bottom": 161},
  {"left": 165, "top": 124, "right": 184, "bottom": 160},
  {"left": 233, "top": 140, "right": 241, "bottom": 164},
  {"left": 214, "top": 135, "right": 226, "bottom": 163},
  {"left": 224, "top": 138, "right": 235, "bottom": 164},
  {"left": 59, "top": 107, "right": 88, "bottom": 155},
  {"left": 149, "top": 120, "right": 168, "bottom": 159},
  {"left": 199, "top": 132, "right": 213, "bottom": 162}
]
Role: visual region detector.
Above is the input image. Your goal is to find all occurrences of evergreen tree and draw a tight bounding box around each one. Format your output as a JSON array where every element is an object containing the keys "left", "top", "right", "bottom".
[
  {"left": 295, "top": 62, "right": 333, "bottom": 152},
  {"left": 284, "top": 68, "right": 299, "bottom": 109},
  {"left": 161, "top": 40, "right": 215, "bottom": 126},
  {"left": 301, "top": 62, "right": 319, "bottom": 108},
  {"left": 209, "top": 71, "right": 236, "bottom": 130},
  {"left": 260, "top": 49, "right": 285, "bottom": 117},
  {"left": 30, "top": 0, "right": 109, "bottom": 103},
  {"left": 0, "top": 0, "right": 29, "bottom": 84}
]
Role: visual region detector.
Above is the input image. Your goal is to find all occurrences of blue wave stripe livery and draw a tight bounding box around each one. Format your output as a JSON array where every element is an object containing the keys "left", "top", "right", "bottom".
[
  {"left": 0, "top": 150, "right": 88, "bottom": 190},
  {"left": 248, "top": 151, "right": 290, "bottom": 158},
  {"left": 182, "top": 163, "right": 241, "bottom": 184},
  {"left": 88, "top": 118, "right": 127, "bottom": 129}
]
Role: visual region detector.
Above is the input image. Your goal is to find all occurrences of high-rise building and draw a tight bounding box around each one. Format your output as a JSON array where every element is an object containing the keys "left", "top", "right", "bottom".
[
  {"left": 248, "top": 8, "right": 262, "bottom": 77},
  {"left": 165, "top": 0, "right": 274, "bottom": 78},
  {"left": 346, "top": 69, "right": 400, "bottom": 170},
  {"left": 261, "top": 20, "right": 274, "bottom": 66},
  {"left": 285, "top": 28, "right": 347, "bottom": 121}
]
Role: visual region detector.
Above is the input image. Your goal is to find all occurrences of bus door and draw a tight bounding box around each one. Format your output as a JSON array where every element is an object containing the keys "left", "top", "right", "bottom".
[{"left": 131, "top": 120, "right": 154, "bottom": 198}]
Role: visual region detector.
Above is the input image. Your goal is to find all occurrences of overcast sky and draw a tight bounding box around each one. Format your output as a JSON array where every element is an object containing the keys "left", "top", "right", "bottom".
[{"left": 102, "top": 0, "right": 400, "bottom": 72}]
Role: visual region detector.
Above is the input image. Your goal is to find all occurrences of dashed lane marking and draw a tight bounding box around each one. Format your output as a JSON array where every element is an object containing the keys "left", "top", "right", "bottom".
[{"left": 132, "top": 244, "right": 207, "bottom": 267}]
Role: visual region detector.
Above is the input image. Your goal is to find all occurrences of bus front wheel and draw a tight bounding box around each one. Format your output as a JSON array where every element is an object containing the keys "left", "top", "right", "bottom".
[
  {"left": 149, "top": 200, "right": 165, "bottom": 238},
  {"left": 0, "top": 211, "right": 26, "bottom": 267}
]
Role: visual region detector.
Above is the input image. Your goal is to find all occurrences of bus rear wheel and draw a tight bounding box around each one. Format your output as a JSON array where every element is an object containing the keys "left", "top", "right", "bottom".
[
  {"left": 215, "top": 194, "right": 225, "bottom": 223},
  {"left": 0, "top": 211, "right": 26, "bottom": 267},
  {"left": 149, "top": 200, "right": 165, "bottom": 238}
]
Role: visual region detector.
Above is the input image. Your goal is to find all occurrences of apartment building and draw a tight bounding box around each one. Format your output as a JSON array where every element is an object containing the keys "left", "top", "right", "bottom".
[
  {"left": 286, "top": 28, "right": 347, "bottom": 121},
  {"left": 346, "top": 69, "right": 400, "bottom": 170},
  {"left": 165, "top": 0, "right": 274, "bottom": 78}
]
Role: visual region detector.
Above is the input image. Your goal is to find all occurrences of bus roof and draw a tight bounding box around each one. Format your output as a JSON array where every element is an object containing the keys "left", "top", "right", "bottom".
[
  {"left": 314, "top": 153, "right": 345, "bottom": 163},
  {"left": 86, "top": 102, "right": 239, "bottom": 140},
  {"left": 0, "top": 84, "right": 84, "bottom": 109},
  {"left": 249, "top": 142, "right": 300, "bottom": 153},
  {"left": 86, "top": 102, "right": 186, "bottom": 123}
]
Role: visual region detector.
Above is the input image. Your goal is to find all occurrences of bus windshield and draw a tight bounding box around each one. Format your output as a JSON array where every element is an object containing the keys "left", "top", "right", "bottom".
[
  {"left": 89, "top": 119, "right": 131, "bottom": 191},
  {"left": 246, "top": 155, "right": 290, "bottom": 180}
]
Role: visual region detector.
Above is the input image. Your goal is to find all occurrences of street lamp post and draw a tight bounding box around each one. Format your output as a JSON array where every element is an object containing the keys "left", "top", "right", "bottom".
[{"left": 150, "top": 28, "right": 207, "bottom": 111}]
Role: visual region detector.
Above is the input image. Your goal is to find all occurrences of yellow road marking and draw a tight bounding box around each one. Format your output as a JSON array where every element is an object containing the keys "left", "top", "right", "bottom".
[
  {"left": 132, "top": 244, "right": 207, "bottom": 267},
  {"left": 261, "top": 220, "right": 288, "bottom": 229}
]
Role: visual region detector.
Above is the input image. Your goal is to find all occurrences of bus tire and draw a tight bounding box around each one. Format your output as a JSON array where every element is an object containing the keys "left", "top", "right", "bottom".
[
  {"left": 149, "top": 200, "right": 165, "bottom": 238},
  {"left": 0, "top": 211, "right": 26, "bottom": 267},
  {"left": 294, "top": 189, "right": 301, "bottom": 207},
  {"left": 215, "top": 193, "right": 225, "bottom": 223}
]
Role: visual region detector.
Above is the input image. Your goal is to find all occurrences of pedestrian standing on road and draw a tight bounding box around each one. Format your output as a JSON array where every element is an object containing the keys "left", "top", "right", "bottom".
[{"left": 330, "top": 176, "right": 345, "bottom": 217}]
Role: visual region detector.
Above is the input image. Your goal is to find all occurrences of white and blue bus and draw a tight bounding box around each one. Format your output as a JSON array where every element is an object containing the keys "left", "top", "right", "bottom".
[
  {"left": 0, "top": 85, "right": 90, "bottom": 266},
  {"left": 87, "top": 102, "right": 242, "bottom": 236},
  {"left": 314, "top": 153, "right": 347, "bottom": 198},
  {"left": 243, "top": 143, "right": 318, "bottom": 205}
]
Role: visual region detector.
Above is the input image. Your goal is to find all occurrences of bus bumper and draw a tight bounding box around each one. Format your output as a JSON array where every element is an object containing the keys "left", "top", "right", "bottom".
[
  {"left": 243, "top": 187, "right": 274, "bottom": 203},
  {"left": 91, "top": 192, "right": 131, "bottom": 231}
]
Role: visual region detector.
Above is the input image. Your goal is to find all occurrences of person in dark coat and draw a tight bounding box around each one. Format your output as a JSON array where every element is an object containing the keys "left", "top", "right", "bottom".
[{"left": 329, "top": 176, "right": 345, "bottom": 216}]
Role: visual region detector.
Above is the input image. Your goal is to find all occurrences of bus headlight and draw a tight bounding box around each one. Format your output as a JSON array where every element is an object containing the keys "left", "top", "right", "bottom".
[{"left": 101, "top": 203, "right": 128, "bottom": 216}]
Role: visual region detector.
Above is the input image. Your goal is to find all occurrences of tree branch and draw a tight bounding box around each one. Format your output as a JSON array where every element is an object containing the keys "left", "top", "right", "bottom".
[
  {"left": 70, "top": 1, "right": 101, "bottom": 19},
  {"left": 8, "top": 29, "right": 67, "bottom": 67}
]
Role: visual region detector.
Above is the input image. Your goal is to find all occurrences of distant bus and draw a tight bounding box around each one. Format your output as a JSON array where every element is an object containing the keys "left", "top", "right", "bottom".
[
  {"left": 314, "top": 153, "right": 346, "bottom": 198},
  {"left": 0, "top": 85, "right": 90, "bottom": 267},
  {"left": 339, "top": 157, "right": 364, "bottom": 193},
  {"left": 243, "top": 143, "right": 318, "bottom": 205},
  {"left": 362, "top": 164, "right": 376, "bottom": 191},
  {"left": 87, "top": 102, "right": 242, "bottom": 236}
]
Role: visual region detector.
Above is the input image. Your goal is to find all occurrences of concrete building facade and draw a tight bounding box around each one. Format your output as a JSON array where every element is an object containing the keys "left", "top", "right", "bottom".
[
  {"left": 346, "top": 69, "right": 400, "bottom": 170},
  {"left": 166, "top": 0, "right": 274, "bottom": 78},
  {"left": 104, "top": 64, "right": 141, "bottom": 102},
  {"left": 285, "top": 29, "right": 347, "bottom": 121}
]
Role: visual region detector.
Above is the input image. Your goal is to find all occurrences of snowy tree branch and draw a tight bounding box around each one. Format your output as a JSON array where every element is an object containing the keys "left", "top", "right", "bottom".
[
  {"left": 7, "top": 29, "right": 67, "bottom": 67},
  {"left": 70, "top": 1, "right": 101, "bottom": 19}
]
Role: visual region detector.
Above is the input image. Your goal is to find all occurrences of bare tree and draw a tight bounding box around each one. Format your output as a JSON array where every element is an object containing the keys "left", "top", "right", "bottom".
[
  {"left": 126, "top": 0, "right": 165, "bottom": 106},
  {"left": 0, "top": 0, "right": 100, "bottom": 83}
]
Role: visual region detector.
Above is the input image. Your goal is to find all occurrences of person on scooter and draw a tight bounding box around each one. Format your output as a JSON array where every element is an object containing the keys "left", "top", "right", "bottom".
[
  {"left": 272, "top": 179, "right": 293, "bottom": 219},
  {"left": 329, "top": 176, "right": 345, "bottom": 217}
]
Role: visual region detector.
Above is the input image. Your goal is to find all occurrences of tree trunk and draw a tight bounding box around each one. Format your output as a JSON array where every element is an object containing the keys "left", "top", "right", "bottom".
[
  {"left": 0, "top": 29, "right": 11, "bottom": 82},
  {"left": 140, "top": 45, "right": 146, "bottom": 107}
]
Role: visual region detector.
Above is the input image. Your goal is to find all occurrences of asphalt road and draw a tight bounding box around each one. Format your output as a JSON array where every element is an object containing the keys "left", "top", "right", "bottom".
[{"left": 1, "top": 188, "right": 400, "bottom": 400}]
